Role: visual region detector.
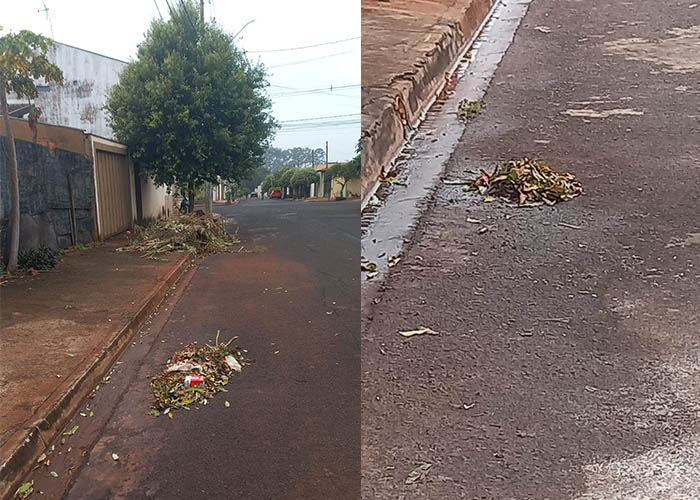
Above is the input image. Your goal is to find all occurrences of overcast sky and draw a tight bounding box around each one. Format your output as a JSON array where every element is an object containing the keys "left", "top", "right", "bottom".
[{"left": 0, "top": 0, "right": 360, "bottom": 162}]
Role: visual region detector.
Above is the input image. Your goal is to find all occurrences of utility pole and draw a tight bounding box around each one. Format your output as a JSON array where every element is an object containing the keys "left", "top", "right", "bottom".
[
  {"left": 311, "top": 150, "right": 315, "bottom": 197},
  {"left": 201, "top": 0, "right": 214, "bottom": 214},
  {"left": 325, "top": 141, "right": 330, "bottom": 199}
]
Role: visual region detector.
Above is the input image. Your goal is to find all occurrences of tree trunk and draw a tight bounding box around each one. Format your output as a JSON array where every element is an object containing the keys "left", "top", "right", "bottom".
[
  {"left": 204, "top": 181, "right": 212, "bottom": 214},
  {"left": 0, "top": 75, "right": 20, "bottom": 273},
  {"left": 188, "top": 182, "right": 195, "bottom": 213}
]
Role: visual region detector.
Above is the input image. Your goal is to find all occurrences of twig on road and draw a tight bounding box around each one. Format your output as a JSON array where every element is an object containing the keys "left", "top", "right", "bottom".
[
  {"left": 559, "top": 222, "right": 583, "bottom": 230},
  {"left": 539, "top": 317, "right": 571, "bottom": 324}
]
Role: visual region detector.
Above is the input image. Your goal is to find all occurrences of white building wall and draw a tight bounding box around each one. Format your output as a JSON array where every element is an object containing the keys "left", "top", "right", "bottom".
[
  {"left": 140, "top": 175, "right": 168, "bottom": 222},
  {"left": 8, "top": 42, "right": 126, "bottom": 140}
]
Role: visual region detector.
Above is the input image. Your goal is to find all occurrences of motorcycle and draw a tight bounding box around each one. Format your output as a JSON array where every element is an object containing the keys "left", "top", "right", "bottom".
[{"left": 179, "top": 195, "right": 189, "bottom": 214}]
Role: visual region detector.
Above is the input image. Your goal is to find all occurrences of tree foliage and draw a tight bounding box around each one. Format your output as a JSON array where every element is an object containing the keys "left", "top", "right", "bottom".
[
  {"left": 290, "top": 168, "right": 318, "bottom": 188},
  {"left": 327, "top": 139, "right": 361, "bottom": 197},
  {"left": 264, "top": 146, "right": 325, "bottom": 171},
  {"left": 260, "top": 173, "right": 274, "bottom": 193},
  {"left": 327, "top": 161, "right": 360, "bottom": 183},
  {"left": 0, "top": 29, "right": 63, "bottom": 99},
  {"left": 260, "top": 165, "right": 319, "bottom": 195},
  {"left": 0, "top": 27, "right": 63, "bottom": 272},
  {"left": 278, "top": 167, "right": 295, "bottom": 189},
  {"left": 105, "top": 1, "right": 275, "bottom": 193}
]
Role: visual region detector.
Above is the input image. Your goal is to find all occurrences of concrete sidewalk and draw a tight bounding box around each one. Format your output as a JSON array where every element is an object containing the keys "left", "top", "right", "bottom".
[
  {"left": 0, "top": 238, "right": 188, "bottom": 499},
  {"left": 361, "top": 0, "right": 497, "bottom": 198}
]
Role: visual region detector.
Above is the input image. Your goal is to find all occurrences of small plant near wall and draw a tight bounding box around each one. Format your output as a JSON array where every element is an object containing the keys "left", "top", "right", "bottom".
[{"left": 17, "top": 247, "right": 62, "bottom": 272}]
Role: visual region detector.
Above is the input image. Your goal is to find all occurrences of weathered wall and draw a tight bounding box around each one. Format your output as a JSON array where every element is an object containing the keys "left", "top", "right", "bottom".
[
  {"left": 8, "top": 42, "right": 126, "bottom": 139},
  {"left": 0, "top": 131, "right": 96, "bottom": 259},
  {"left": 333, "top": 177, "right": 361, "bottom": 198},
  {"left": 139, "top": 174, "right": 168, "bottom": 223}
]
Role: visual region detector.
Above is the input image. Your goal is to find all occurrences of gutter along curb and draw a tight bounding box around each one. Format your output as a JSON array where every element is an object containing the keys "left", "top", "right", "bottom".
[{"left": 0, "top": 254, "right": 191, "bottom": 500}]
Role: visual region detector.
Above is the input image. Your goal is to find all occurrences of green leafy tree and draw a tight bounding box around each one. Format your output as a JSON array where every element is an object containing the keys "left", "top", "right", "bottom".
[
  {"left": 328, "top": 158, "right": 360, "bottom": 198},
  {"left": 288, "top": 147, "right": 309, "bottom": 167},
  {"left": 290, "top": 167, "right": 318, "bottom": 197},
  {"left": 0, "top": 27, "right": 63, "bottom": 272},
  {"left": 260, "top": 173, "right": 274, "bottom": 193},
  {"left": 261, "top": 167, "right": 287, "bottom": 193},
  {"left": 311, "top": 148, "right": 325, "bottom": 166},
  {"left": 263, "top": 146, "right": 290, "bottom": 172},
  {"left": 105, "top": 1, "right": 276, "bottom": 212},
  {"left": 263, "top": 145, "right": 324, "bottom": 170},
  {"left": 277, "top": 167, "right": 295, "bottom": 196}
]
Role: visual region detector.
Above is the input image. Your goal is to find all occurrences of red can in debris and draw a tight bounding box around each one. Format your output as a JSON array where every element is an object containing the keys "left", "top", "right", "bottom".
[{"left": 184, "top": 375, "right": 205, "bottom": 388}]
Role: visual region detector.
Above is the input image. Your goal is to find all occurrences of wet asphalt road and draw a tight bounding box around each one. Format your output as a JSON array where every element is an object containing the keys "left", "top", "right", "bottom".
[
  {"left": 362, "top": 1, "right": 700, "bottom": 498},
  {"left": 22, "top": 199, "right": 360, "bottom": 499}
]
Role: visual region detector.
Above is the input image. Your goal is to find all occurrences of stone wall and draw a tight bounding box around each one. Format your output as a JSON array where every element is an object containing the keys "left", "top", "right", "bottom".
[{"left": 0, "top": 137, "right": 95, "bottom": 260}]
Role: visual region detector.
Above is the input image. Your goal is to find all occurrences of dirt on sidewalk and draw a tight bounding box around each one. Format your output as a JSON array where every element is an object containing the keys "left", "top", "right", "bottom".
[
  {"left": 0, "top": 237, "right": 187, "bottom": 497},
  {"left": 362, "top": 0, "right": 700, "bottom": 499}
]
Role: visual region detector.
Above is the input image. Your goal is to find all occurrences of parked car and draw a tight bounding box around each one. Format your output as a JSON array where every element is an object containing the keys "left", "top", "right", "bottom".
[
  {"left": 270, "top": 190, "right": 282, "bottom": 199},
  {"left": 250, "top": 192, "right": 258, "bottom": 198}
]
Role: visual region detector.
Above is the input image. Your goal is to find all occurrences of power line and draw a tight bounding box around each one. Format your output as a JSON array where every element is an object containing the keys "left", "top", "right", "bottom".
[
  {"left": 280, "top": 119, "right": 360, "bottom": 127},
  {"left": 268, "top": 83, "right": 359, "bottom": 99},
  {"left": 272, "top": 84, "right": 359, "bottom": 94},
  {"left": 268, "top": 49, "right": 358, "bottom": 68},
  {"left": 277, "top": 123, "right": 360, "bottom": 133},
  {"left": 278, "top": 119, "right": 361, "bottom": 130},
  {"left": 272, "top": 92, "right": 358, "bottom": 100},
  {"left": 280, "top": 122, "right": 360, "bottom": 129},
  {"left": 163, "top": 0, "right": 177, "bottom": 20},
  {"left": 178, "top": 0, "right": 199, "bottom": 35},
  {"left": 270, "top": 84, "right": 360, "bottom": 98},
  {"left": 279, "top": 113, "right": 359, "bottom": 124},
  {"left": 248, "top": 36, "right": 359, "bottom": 53}
]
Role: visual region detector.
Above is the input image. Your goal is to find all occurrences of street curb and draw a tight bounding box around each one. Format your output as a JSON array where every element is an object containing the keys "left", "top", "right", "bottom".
[
  {"left": 361, "top": 0, "right": 497, "bottom": 200},
  {"left": 0, "top": 253, "right": 192, "bottom": 500}
]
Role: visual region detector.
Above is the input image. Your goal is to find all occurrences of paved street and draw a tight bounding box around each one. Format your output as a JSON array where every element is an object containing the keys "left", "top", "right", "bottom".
[
  {"left": 362, "top": 0, "right": 700, "bottom": 499},
  {"left": 20, "top": 199, "right": 360, "bottom": 499}
]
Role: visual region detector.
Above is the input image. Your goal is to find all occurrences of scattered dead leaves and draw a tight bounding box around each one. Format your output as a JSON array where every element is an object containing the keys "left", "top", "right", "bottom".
[
  {"left": 470, "top": 158, "right": 583, "bottom": 206},
  {"left": 118, "top": 213, "right": 238, "bottom": 257},
  {"left": 151, "top": 333, "right": 246, "bottom": 414}
]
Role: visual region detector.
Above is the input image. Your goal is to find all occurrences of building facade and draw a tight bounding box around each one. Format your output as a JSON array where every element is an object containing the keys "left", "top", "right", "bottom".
[{"left": 7, "top": 42, "right": 127, "bottom": 140}]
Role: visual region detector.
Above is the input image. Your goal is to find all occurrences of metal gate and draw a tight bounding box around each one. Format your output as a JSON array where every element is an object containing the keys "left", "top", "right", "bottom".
[{"left": 93, "top": 146, "right": 133, "bottom": 239}]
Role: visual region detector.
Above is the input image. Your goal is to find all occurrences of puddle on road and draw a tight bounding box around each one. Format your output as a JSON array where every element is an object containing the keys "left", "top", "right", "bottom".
[{"left": 604, "top": 25, "right": 700, "bottom": 73}]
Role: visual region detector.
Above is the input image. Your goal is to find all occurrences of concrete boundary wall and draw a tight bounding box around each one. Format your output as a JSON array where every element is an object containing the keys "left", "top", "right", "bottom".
[
  {"left": 0, "top": 119, "right": 96, "bottom": 258},
  {"left": 0, "top": 118, "right": 167, "bottom": 262}
]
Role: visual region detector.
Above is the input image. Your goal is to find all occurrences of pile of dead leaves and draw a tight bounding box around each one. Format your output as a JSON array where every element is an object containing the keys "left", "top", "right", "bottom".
[
  {"left": 117, "top": 213, "right": 238, "bottom": 257},
  {"left": 471, "top": 158, "right": 583, "bottom": 206},
  {"left": 150, "top": 334, "right": 246, "bottom": 415}
]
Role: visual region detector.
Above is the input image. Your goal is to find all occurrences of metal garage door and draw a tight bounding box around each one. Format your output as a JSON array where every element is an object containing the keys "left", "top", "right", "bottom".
[{"left": 94, "top": 149, "right": 133, "bottom": 239}]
